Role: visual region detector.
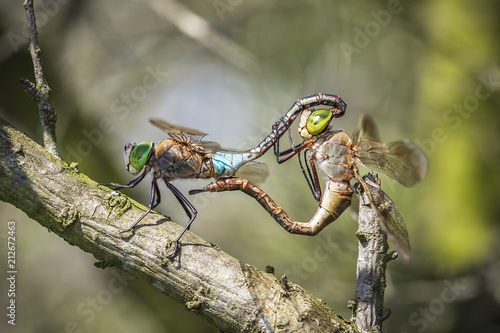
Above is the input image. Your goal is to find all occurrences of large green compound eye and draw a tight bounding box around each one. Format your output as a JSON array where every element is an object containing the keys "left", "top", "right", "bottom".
[
  {"left": 129, "top": 141, "right": 153, "bottom": 171},
  {"left": 306, "top": 109, "right": 332, "bottom": 135}
]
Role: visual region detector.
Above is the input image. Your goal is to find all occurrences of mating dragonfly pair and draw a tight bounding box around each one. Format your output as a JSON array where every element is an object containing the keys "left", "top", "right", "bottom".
[{"left": 101, "top": 93, "right": 428, "bottom": 260}]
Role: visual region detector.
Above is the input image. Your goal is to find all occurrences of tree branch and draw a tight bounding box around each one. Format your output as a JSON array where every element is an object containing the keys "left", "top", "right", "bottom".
[
  {"left": 21, "top": 0, "right": 58, "bottom": 157},
  {"left": 352, "top": 177, "right": 395, "bottom": 333},
  {"left": 0, "top": 117, "right": 357, "bottom": 332}
]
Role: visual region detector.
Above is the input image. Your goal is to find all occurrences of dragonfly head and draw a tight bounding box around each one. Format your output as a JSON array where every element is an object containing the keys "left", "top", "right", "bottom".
[
  {"left": 123, "top": 141, "right": 154, "bottom": 175},
  {"left": 298, "top": 109, "right": 333, "bottom": 139}
]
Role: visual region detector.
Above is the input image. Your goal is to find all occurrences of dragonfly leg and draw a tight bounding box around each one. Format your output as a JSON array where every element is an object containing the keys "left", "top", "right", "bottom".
[
  {"left": 287, "top": 127, "right": 295, "bottom": 149},
  {"left": 190, "top": 178, "right": 352, "bottom": 236},
  {"left": 152, "top": 179, "right": 161, "bottom": 209},
  {"left": 99, "top": 170, "right": 148, "bottom": 190},
  {"left": 121, "top": 177, "right": 159, "bottom": 233},
  {"left": 298, "top": 149, "right": 322, "bottom": 202},
  {"left": 276, "top": 139, "right": 313, "bottom": 163},
  {"left": 164, "top": 180, "right": 193, "bottom": 220},
  {"left": 271, "top": 116, "right": 300, "bottom": 158},
  {"left": 163, "top": 179, "right": 197, "bottom": 258}
]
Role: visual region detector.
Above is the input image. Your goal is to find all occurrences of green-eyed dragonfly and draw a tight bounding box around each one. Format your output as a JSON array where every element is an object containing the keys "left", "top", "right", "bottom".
[
  {"left": 101, "top": 119, "right": 269, "bottom": 257},
  {"left": 100, "top": 94, "right": 347, "bottom": 258},
  {"left": 191, "top": 112, "right": 428, "bottom": 260}
]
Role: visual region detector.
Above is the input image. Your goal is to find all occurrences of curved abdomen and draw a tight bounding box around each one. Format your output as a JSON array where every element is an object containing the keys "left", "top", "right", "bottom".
[{"left": 197, "top": 178, "right": 353, "bottom": 236}]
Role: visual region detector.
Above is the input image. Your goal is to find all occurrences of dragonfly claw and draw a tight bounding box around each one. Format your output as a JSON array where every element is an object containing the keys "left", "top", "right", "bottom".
[{"left": 166, "top": 241, "right": 180, "bottom": 259}]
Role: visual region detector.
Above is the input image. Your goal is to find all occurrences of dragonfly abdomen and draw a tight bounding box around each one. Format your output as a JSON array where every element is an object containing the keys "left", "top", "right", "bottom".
[
  {"left": 196, "top": 177, "right": 353, "bottom": 236},
  {"left": 210, "top": 151, "right": 258, "bottom": 179},
  {"left": 319, "top": 180, "right": 353, "bottom": 217}
]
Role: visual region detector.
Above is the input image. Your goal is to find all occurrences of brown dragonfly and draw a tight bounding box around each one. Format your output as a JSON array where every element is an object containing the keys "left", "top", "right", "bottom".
[
  {"left": 191, "top": 112, "right": 428, "bottom": 260},
  {"left": 101, "top": 119, "right": 269, "bottom": 257}
]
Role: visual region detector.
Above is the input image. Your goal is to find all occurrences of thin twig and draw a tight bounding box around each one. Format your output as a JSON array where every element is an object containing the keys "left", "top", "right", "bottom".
[
  {"left": 21, "top": 0, "right": 58, "bottom": 157},
  {"left": 352, "top": 173, "right": 394, "bottom": 333}
]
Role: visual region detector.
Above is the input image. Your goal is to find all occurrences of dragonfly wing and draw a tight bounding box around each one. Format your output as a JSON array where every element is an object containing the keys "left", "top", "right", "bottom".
[
  {"left": 349, "top": 186, "right": 360, "bottom": 221},
  {"left": 199, "top": 141, "right": 222, "bottom": 151},
  {"left": 149, "top": 118, "right": 208, "bottom": 143},
  {"left": 236, "top": 162, "right": 270, "bottom": 184},
  {"left": 359, "top": 173, "right": 411, "bottom": 260},
  {"left": 352, "top": 114, "right": 381, "bottom": 143},
  {"left": 356, "top": 140, "right": 428, "bottom": 187}
]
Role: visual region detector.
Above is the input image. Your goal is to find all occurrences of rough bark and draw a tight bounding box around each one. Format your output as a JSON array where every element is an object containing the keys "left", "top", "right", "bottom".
[
  {"left": 0, "top": 117, "right": 357, "bottom": 332},
  {"left": 352, "top": 186, "right": 394, "bottom": 333}
]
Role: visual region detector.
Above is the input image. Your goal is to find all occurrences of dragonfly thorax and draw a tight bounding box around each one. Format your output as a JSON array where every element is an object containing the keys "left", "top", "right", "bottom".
[
  {"left": 153, "top": 139, "right": 209, "bottom": 179},
  {"left": 311, "top": 130, "right": 355, "bottom": 182}
]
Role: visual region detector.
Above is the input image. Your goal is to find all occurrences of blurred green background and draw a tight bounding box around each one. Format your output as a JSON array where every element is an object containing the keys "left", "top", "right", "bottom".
[{"left": 1, "top": 0, "right": 499, "bottom": 332}]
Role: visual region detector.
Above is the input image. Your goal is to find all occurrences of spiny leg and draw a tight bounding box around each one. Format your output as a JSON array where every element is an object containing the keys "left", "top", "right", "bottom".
[
  {"left": 163, "top": 179, "right": 197, "bottom": 259},
  {"left": 298, "top": 149, "right": 322, "bottom": 202},
  {"left": 273, "top": 127, "right": 305, "bottom": 163},
  {"left": 152, "top": 179, "right": 161, "bottom": 210},
  {"left": 165, "top": 181, "right": 193, "bottom": 221},
  {"left": 309, "top": 152, "right": 322, "bottom": 200},
  {"left": 266, "top": 105, "right": 305, "bottom": 158},
  {"left": 99, "top": 170, "right": 148, "bottom": 190},
  {"left": 121, "top": 177, "right": 159, "bottom": 233},
  {"left": 276, "top": 139, "right": 313, "bottom": 163},
  {"left": 272, "top": 117, "right": 297, "bottom": 158}
]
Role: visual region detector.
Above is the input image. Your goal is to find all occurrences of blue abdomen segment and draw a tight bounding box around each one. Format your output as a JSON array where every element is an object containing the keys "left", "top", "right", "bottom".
[{"left": 212, "top": 151, "right": 256, "bottom": 178}]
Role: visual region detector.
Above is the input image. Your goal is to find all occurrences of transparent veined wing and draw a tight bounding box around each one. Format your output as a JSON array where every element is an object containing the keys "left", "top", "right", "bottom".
[
  {"left": 149, "top": 118, "right": 208, "bottom": 144},
  {"left": 352, "top": 114, "right": 381, "bottom": 143},
  {"left": 355, "top": 140, "right": 428, "bottom": 187},
  {"left": 352, "top": 114, "right": 428, "bottom": 187},
  {"left": 357, "top": 172, "right": 411, "bottom": 261},
  {"left": 235, "top": 161, "right": 269, "bottom": 184}
]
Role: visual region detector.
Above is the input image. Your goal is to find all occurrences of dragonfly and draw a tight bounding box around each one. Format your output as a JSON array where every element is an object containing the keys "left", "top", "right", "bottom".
[
  {"left": 191, "top": 111, "right": 428, "bottom": 260},
  {"left": 101, "top": 93, "right": 347, "bottom": 258},
  {"left": 100, "top": 118, "right": 271, "bottom": 257}
]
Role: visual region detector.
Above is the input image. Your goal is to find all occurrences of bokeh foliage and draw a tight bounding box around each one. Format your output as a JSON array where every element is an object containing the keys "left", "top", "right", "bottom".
[{"left": 0, "top": 0, "right": 499, "bottom": 332}]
